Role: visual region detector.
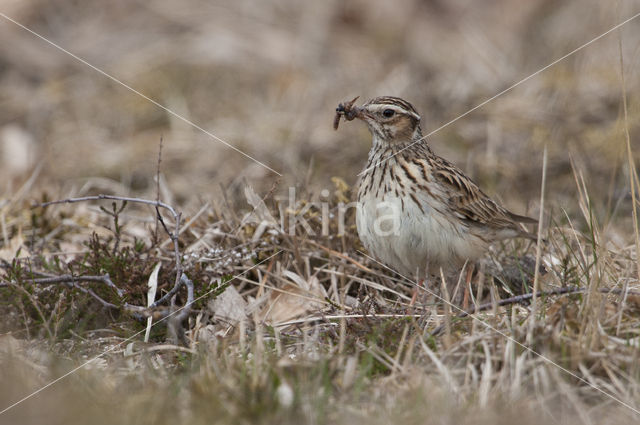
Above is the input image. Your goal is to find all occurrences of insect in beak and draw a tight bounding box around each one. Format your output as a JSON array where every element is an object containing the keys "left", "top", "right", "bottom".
[{"left": 333, "top": 96, "right": 360, "bottom": 130}]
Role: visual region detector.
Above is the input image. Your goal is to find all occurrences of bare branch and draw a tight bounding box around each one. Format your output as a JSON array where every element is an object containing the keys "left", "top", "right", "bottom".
[
  {"left": 429, "top": 286, "right": 640, "bottom": 336},
  {"left": 68, "top": 282, "right": 119, "bottom": 310},
  {"left": 27, "top": 274, "right": 124, "bottom": 297},
  {"left": 173, "top": 273, "right": 194, "bottom": 323},
  {"left": 38, "top": 194, "right": 178, "bottom": 218},
  {"left": 37, "top": 194, "right": 184, "bottom": 307}
]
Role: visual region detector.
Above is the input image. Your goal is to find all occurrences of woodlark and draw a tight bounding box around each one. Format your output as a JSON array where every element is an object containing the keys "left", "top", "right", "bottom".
[{"left": 335, "top": 96, "right": 537, "bottom": 280}]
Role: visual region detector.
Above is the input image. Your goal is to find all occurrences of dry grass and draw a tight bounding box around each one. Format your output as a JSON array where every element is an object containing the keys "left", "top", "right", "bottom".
[{"left": 2, "top": 0, "right": 640, "bottom": 424}]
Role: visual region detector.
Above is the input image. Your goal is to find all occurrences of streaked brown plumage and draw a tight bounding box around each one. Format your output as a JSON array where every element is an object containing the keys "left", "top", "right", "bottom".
[{"left": 335, "top": 96, "right": 536, "bottom": 277}]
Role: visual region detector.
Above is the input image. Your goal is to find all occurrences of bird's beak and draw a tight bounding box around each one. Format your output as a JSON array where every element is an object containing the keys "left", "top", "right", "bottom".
[{"left": 350, "top": 105, "right": 365, "bottom": 119}]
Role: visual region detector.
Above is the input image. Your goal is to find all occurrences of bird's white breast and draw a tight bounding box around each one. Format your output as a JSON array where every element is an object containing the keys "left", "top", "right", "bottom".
[{"left": 356, "top": 162, "right": 486, "bottom": 278}]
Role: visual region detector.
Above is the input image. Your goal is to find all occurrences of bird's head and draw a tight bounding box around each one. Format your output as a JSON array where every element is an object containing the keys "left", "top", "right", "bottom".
[{"left": 335, "top": 96, "right": 422, "bottom": 145}]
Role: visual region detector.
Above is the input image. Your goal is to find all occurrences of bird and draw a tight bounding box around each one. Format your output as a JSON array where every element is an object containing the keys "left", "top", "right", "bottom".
[{"left": 334, "top": 95, "right": 537, "bottom": 290}]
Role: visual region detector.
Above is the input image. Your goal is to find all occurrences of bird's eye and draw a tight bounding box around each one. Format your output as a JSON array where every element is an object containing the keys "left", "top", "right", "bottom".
[{"left": 382, "top": 109, "right": 395, "bottom": 118}]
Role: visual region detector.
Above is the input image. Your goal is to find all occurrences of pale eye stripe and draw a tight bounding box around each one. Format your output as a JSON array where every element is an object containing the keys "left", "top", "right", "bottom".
[
  {"left": 368, "top": 105, "right": 404, "bottom": 114},
  {"left": 368, "top": 104, "right": 420, "bottom": 121}
]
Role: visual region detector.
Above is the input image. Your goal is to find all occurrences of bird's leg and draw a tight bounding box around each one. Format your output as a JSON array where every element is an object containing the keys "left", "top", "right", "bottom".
[
  {"left": 462, "top": 264, "right": 475, "bottom": 310},
  {"left": 409, "top": 277, "right": 426, "bottom": 308}
]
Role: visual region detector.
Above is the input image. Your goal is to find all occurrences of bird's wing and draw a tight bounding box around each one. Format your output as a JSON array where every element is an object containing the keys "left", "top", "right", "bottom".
[{"left": 431, "top": 158, "right": 536, "bottom": 230}]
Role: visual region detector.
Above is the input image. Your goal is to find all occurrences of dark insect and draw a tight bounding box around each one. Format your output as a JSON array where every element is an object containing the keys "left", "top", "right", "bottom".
[{"left": 333, "top": 96, "right": 360, "bottom": 130}]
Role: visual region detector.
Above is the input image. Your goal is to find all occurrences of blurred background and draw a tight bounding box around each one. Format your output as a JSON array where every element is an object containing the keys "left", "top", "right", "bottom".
[
  {"left": 1, "top": 4, "right": 640, "bottom": 423},
  {"left": 0, "top": 0, "right": 639, "bottom": 228}
]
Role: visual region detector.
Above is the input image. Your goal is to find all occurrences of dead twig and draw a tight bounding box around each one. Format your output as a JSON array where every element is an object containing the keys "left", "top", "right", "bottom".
[
  {"left": 39, "top": 194, "right": 179, "bottom": 218},
  {"left": 154, "top": 136, "right": 163, "bottom": 245},
  {"left": 429, "top": 286, "right": 640, "bottom": 336},
  {"left": 68, "top": 282, "right": 119, "bottom": 310},
  {"left": 305, "top": 239, "right": 373, "bottom": 273},
  {"left": 26, "top": 273, "right": 124, "bottom": 297},
  {"left": 171, "top": 273, "right": 194, "bottom": 323},
  {"left": 2, "top": 273, "right": 123, "bottom": 310},
  {"left": 38, "top": 194, "right": 184, "bottom": 303},
  {"left": 152, "top": 274, "right": 185, "bottom": 307},
  {"left": 165, "top": 274, "right": 195, "bottom": 345}
]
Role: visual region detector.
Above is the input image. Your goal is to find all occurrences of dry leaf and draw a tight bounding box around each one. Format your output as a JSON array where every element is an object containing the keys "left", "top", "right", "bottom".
[
  {"left": 208, "top": 285, "right": 247, "bottom": 325},
  {"left": 144, "top": 262, "right": 161, "bottom": 342},
  {"left": 242, "top": 185, "right": 279, "bottom": 241},
  {"left": 262, "top": 272, "right": 326, "bottom": 326}
]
